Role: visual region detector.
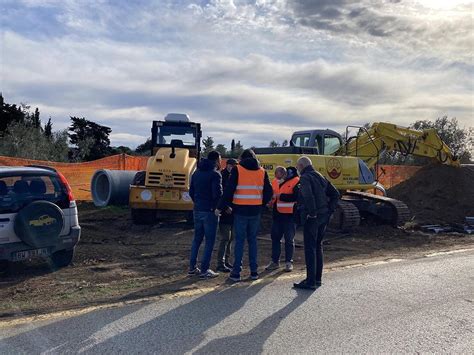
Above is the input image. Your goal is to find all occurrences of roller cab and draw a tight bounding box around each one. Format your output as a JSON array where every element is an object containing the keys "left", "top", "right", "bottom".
[{"left": 129, "top": 114, "right": 201, "bottom": 224}]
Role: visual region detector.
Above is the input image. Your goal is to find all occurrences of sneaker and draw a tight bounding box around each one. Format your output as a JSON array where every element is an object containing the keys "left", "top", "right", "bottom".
[
  {"left": 188, "top": 267, "right": 201, "bottom": 276},
  {"left": 216, "top": 264, "right": 231, "bottom": 273},
  {"left": 293, "top": 280, "right": 317, "bottom": 290},
  {"left": 200, "top": 269, "right": 219, "bottom": 279},
  {"left": 285, "top": 262, "right": 293, "bottom": 272},
  {"left": 228, "top": 273, "right": 241, "bottom": 282},
  {"left": 250, "top": 272, "right": 259, "bottom": 280},
  {"left": 265, "top": 261, "right": 280, "bottom": 271},
  {"left": 224, "top": 262, "right": 233, "bottom": 269}
]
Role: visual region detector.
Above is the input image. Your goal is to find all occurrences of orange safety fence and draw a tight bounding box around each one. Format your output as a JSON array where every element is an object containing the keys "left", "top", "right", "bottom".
[
  {"left": 377, "top": 165, "right": 421, "bottom": 190},
  {"left": 0, "top": 154, "right": 421, "bottom": 201},
  {"left": 0, "top": 154, "right": 148, "bottom": 201}
]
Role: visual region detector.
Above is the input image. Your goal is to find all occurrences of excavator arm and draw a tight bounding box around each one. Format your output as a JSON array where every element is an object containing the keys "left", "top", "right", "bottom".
[{"left": 341, "top": 122, "right": 460, "bottom": 168}]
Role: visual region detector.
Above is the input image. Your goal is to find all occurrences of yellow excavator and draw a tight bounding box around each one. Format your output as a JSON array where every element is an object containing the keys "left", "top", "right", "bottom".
[{"left": 255, "top": 122, "right": 459, "bottom": 230}]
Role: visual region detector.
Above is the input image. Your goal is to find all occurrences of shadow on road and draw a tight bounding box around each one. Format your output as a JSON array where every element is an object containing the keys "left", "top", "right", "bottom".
[
  {"left": 2, "top": 277, "right": 311, "bottom": 354},
  {"left": 0, "top": 303, "right": 145, "bottom": 353},
  {"left": 193, "top": 288, "right": 311, "bottom": 354},
  {"left": 90, "top": 280, "right": 274, "bottom": 353}
]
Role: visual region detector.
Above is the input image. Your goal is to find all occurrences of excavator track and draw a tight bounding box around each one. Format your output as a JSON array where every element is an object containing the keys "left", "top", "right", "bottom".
[
  {"left": 329, "top": 199, "right": 361, "bottom": 232},
  {"left": 344, "top": 191, "right": 411, "bottom": 226}
]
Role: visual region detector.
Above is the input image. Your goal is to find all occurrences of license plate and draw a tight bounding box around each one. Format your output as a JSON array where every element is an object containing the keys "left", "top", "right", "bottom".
[
  {"left": 12, "top": 248, "right": 50, "bottom": 261},
  {"left": 157, "top": 190, "right": 179, "bottom": 201}
]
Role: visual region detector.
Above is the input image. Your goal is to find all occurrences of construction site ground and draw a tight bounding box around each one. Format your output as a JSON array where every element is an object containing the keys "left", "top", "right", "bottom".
[{"left": 1, "top": 202, "right": 473, "bottom": 320}]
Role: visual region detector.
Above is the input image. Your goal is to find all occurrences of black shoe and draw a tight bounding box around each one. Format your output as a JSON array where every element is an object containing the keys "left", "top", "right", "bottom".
[
  {"left": 228, "top": 273, "right": 241, "bottom": 282},
  {"left": 224, "top": 262, "right": 233, "bottom": 269},
  {"left": 216, "top": 265, "right": 231, "bottom": 273},
  {"left": 293, "top": 280, "right": 317, "bottom": 290},
  {"left": 250, "top": 272, "right": 259, "bottom": 280}
]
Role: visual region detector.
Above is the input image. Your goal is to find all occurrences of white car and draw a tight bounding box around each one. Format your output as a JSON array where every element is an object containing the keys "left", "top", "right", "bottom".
[{"left": 0, "top": 166, "right": 81, "bottom": 271}]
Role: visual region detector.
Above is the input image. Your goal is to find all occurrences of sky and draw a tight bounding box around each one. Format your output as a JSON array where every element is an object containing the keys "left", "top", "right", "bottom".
[{"left": 1, "top": 0, "right": 473, "bottom": 149}]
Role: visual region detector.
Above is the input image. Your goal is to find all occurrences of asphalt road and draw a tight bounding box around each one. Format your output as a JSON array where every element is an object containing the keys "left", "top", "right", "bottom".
[{"left": 1, "top": 250, "right": 473, "bottom": 354}]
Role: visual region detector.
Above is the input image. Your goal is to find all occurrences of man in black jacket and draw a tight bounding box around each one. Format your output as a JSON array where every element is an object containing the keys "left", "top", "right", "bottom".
[
  {"left": 293, "top": 156, "right": 339, "bottom": 290},
  {"left": 188, "top": 151, "right": 223, "bottom": 279},
  {"left": 216, "top": 149, "right": 273, "bottom": 281},
  {"left": 216, "top": 158, "right": 237, "bottom": 272}
]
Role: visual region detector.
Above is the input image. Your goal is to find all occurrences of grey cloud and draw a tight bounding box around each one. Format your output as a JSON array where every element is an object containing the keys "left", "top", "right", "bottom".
[
  {"left": 288, "top": 0, "right": 411, "bottom": 38},
  {"left": 186, "top": 55, "right": 403, "bottom": 106}
]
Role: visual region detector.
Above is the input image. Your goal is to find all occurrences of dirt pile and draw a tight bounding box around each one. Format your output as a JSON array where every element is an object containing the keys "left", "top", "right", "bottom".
[{"left": 388, "top": 164, "right": 474, "bottom": 224}]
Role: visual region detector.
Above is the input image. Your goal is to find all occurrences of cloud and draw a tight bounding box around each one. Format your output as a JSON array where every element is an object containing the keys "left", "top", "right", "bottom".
[
  {"left": 1, "top": 1, "right": 472, "bottom": 149},
  {"left": 286, "top": 0, "right": 473, "bottom": 64},
  {"left": 110, "top": 133, "right": 148, "bottom": 147}
]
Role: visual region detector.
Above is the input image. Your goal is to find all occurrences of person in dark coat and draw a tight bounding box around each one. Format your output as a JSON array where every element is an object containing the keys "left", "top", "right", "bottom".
[
  {"left": 293, "top": 156, "right": 339, "bottom": 290},
  {"left": 216, "top": 149, "right": 273, "bottom": 282},
  {"left": 188, "top": 151, "right": 222, "bottom": 278},
  {"left": 216, "top": 158, "right": 238, "bottom": 272}
]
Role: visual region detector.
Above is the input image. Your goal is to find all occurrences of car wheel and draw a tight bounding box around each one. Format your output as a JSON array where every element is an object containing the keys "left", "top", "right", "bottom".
[
  {"left": 131, "top": 208, "right": 156, "bottom": 225},
  {"left": 50, "top": 249, "right": 75, "bottom": 268},
  {"left": 14, "top": 200, "right": 65, "bottom": 248}
]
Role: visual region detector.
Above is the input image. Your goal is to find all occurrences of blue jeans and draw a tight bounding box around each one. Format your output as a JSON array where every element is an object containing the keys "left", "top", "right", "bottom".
[
  {"left": 271, "top": 214, "right": 296, "bottom": 263},
  {"left": 189, "top": 211, "right": 218, "bottom": 272},
  {"left": 232, "top": 213, "right": 261, "bottom": 275}
]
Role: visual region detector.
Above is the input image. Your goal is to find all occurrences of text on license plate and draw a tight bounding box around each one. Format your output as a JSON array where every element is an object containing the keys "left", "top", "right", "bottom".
[{"left": 12, "top": 248, "right": 50, "bottom": 261}]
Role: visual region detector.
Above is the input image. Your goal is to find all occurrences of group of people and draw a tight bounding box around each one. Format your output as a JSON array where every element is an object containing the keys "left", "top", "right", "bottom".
[{"left": 188, "top": 148, "right": 339, "bottom": 290}]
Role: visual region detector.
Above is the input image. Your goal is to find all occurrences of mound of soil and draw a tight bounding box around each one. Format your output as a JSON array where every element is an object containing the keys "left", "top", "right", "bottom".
[{"left": 388, "top": 164, "right": 474, "bottom": 224}]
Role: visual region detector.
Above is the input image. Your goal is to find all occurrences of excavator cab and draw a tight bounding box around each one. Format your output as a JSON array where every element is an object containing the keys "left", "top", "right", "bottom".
[{"left": 290, "top": 129, "right": 343, "bottom": 155}]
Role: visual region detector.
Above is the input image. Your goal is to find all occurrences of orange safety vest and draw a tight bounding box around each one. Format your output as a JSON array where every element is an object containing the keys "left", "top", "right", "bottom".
[
  {"left": 233, "top": 165, "right": 265, "bottom": 205},
  {"left": 271, "top": 178, "right": 280, "bottom": 206},
  {"left": 276, "top": 177, "right": 300, "bottom": 214}
]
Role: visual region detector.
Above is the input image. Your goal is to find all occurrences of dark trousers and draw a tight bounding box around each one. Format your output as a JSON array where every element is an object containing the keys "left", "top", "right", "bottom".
[
  {"left": 271, "top": 214, "right": 295, "bottom": 263},
  {"left": 217, "top": 223, "right": 233, "bottom": 267},
  {"left": 303, "top": 213, "right": 329, "bottom": 285}
]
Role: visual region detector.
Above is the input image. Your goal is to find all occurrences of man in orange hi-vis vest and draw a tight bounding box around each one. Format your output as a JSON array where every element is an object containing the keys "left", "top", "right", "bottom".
[
  {"left": 215, "top": 149, "right": 273, "bottom": 282},
  {"left": 266, "top": 166, "right": 300, "bottom": 273},
  {"left": 270, "top": 166, "right": 286, "bottom": 207}
]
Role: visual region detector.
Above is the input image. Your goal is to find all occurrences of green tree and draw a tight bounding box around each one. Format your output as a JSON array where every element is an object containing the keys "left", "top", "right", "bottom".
[
  {"left": 135, "top": 138, "right": 152, "bottom": 155},
  {"left": 1, "top": 93, "right": 27, "bottom": 134},
  {"left": 269, "top": 140, "right": 280, "bottom": 147},
  {"left": 0, "top": 121, "right": 68, "bottom": 161},
  {"left": 68, "top": 117, "right": 112, "bottom": 161},
  {"left": 234, "top": 140, "right": 244, "bottom": 158},
  {"left": 215, "top": 144, "right": 227, "bottom": 157},
  {"left": 32, "top": 107, "right": 41, "bottom": 129},
  {"left": 44, "top": 117, "right": 53, "bottom": 138},
  {"left": 202, "top": 136, "right": 215, "bottom": 156},
  {"left": 282, "top": 139, "right": 288, "bottom": 147},
  {"left": 111, "top": 146, "right": 133, "bottom": 155}
]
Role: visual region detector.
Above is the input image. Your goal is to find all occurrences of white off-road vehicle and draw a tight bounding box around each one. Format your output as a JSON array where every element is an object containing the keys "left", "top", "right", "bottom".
[{"left": 0, "top": 166, "right": 81, "bottom": 271}]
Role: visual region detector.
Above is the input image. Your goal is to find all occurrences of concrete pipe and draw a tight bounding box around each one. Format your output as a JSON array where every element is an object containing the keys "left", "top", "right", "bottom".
[{"left": 91, "top": 169, "right": 138, "bottom": 207}]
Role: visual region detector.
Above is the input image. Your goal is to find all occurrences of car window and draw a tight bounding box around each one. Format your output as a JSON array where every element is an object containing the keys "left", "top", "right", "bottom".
[{"left": 0, "top": 174, "right": 69, "bottom": 213}]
